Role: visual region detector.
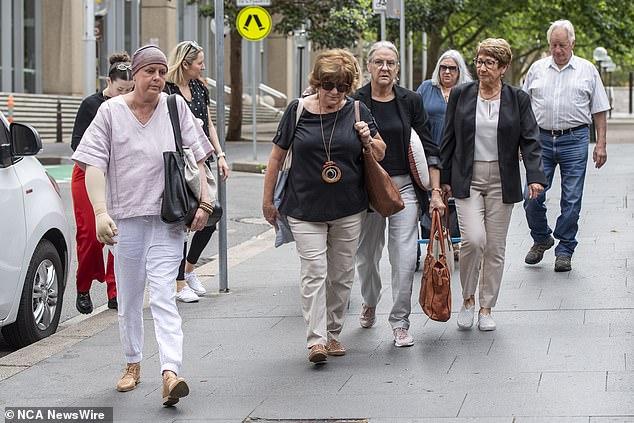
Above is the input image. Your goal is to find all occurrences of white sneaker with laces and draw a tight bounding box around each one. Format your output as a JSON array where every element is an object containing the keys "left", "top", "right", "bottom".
[
  {"left": 457, "top": 304, "right": 475, "bottom": 330},
  {"left": 176, "top": 285, "right": 199, "bottom": 303},
  {"left": 478, "top": 313, "right": 496, "bottom": 331},
  {"left": 184, "top": 272, "right": 206, "bottom": 295},
  {"left": 393, "top": 327, "right": 414, "bottom": 347}
]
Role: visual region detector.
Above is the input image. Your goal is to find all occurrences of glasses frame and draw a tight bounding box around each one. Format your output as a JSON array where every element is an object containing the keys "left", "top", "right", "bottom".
[
  {"left": 183, "top": 41, "right": 202, "bottom": 59},
  {"left": 439, "top": 64, "right": 458, "bottom": 73},
  {"left": 372, "top": 59, "right": 398, "bottom": 70},
  {"left": 474, "top": 58, "right": 499, "bottom": 69},
  {"left": 320, "top": 81, "right": 350, "bottom": 93},
  {"left": 109, "top": 62, "right": 132, "bottom": 76}
]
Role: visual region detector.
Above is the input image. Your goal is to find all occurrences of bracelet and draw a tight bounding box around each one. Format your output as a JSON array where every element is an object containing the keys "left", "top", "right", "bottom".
[
  {"left": 216, "top": 152, "right": 226, "bottom": 158},
  {"left": 431, "top": 188, "right": 443, "bottom": 194}
]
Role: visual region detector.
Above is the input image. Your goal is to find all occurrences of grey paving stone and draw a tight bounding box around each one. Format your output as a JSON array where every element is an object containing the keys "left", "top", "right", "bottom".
[{"left": 537, "top": 371, "right": 606, "bottom": 393}]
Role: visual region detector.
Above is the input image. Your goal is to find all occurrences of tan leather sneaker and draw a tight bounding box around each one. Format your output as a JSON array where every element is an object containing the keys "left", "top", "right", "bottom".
[
  {"left": 162, "top": 371, "right": 189, "bottom": 407},
  {"left": 116, "top": 363, "right": 141, "bottom": 392}
]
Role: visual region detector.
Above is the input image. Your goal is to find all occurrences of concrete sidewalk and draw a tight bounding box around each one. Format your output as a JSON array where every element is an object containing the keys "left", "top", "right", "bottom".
[{"left": 1, "top": 143, "right": 632, "bottom": 422}]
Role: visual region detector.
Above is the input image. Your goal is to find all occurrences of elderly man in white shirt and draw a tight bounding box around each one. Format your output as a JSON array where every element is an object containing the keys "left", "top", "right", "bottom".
[{"left": 522, "top": 19, "right": 610, "bottom": 272}]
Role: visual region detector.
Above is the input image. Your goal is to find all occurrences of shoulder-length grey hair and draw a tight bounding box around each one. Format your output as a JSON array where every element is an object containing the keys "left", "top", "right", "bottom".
[{"left": 430, "top": 50, "right": 472, "bottom": 87}]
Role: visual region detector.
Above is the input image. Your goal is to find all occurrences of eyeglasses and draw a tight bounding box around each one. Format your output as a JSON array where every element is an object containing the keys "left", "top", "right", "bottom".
[
  {"left": 474, "top": 58, "right": 498, "bottom": 69},
  {"left": 372, "top": 59, "right": 398, "bottom": 70},
  {"left": 320, "top": 81, "right": 350, "bottom": 93},
  {"left": 109, "top": 62, "right": 132, "bottom": 74},
  {"left": 439, "top": 65, "right": 458, "bottom": 73},
  {"left": 184, "top": 40, "right": 202, "bottom": 57}
]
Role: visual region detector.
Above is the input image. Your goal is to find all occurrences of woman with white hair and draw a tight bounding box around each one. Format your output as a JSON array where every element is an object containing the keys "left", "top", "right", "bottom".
[
  {"left": 417, "top": 50, "right": 472, "bottom": 146},
  {"left": 353, "top": 41, "right": 445, "bottom": 347}
]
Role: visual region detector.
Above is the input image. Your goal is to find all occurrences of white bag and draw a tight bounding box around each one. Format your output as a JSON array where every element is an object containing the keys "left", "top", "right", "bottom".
[
  {"left": 183, "top": 147, "right": 217, "bottom": 205},
  {"left": 408, "top": 129, "right": 432, "bottom": 190}
]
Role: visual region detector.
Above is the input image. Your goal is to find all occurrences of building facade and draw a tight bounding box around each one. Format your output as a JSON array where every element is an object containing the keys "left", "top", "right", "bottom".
[{"left": 1, "top": 0, "right": 308, "bottom": 102}]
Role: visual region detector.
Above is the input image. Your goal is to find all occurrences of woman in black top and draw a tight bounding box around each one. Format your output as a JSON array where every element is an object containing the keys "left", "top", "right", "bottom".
[
  {"left": 263, "top": 49, "right": 386, "bottom": 364},
  {"left": 70, "top": 52, "right": 134, "bottom": 314},
  {"left": 353, "top": 41, "right": 444, "bottom": 347},
  {"left": 165, "top": 41, "right": 230, "bottom": 303}
]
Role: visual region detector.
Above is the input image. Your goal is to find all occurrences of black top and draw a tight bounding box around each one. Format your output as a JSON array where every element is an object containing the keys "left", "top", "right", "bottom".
[
  {"left": 370, "top": 98, "right": 407, "bottom": 176},
  {"left": 440, "top": 81, "right": 546, "bottom": 203},
  {"left": 71, "top": 91, "right": 108, "bottom": 151},
  {"left": 274, "top": 97, "right": 378, "bottom": 222},
  {"left": 164, "top": 79, "right": 211, "bottom": 138}
]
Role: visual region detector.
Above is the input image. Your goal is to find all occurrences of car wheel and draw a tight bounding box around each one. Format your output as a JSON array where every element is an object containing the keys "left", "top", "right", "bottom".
[{"left": 1, "top": 239, "right": 65, "bottom": 348}]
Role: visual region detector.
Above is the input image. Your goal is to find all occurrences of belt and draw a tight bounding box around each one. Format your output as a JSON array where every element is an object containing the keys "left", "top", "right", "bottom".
[{"left": 539, "top": 124, "right": 589, "bottom": 137}]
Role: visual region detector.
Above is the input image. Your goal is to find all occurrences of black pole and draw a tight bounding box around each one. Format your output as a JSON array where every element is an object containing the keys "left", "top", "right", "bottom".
[
  {"left": 56, "top": 100, "right": 62, "bottom": 143},
  {"left": 297, "top": 46, "right": 304, "bottom": 98},
  {"left": 630, "top": 72, "right": 634, "bottom": 114}
]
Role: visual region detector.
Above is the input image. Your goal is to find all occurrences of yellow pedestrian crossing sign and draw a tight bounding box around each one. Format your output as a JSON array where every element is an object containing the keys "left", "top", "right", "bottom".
[{"left": 236, "top": 6, "right": 272, "bottom": 41}]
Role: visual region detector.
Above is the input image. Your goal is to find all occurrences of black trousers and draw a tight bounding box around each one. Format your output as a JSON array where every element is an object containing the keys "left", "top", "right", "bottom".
[{"left": 177, "top": 225, "right": 216, "bottom": 280}]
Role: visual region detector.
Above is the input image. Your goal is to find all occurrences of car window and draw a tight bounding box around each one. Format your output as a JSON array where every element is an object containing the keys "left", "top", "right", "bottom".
[{"left": 0, "top": 119, "right": 9, "bottom": 146}]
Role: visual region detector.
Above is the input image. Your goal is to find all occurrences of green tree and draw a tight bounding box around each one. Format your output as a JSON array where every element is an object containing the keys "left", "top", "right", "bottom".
[{"left": 196, "top": 0, "right": 373, "bottom": 140}]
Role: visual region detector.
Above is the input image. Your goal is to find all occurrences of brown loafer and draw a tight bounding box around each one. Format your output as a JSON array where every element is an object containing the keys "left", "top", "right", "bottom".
[
  {"left": 162, "top": 371, "right": 189, "bottom": 407},
  {"left": 308, "top": 344, "right": 328, "bottom": 364},
  {"left": 326, "top": 339, "right": 346, "bottom": 356},
  {"left": 116, "top": 363, "right": 140, "bottom": 392}
]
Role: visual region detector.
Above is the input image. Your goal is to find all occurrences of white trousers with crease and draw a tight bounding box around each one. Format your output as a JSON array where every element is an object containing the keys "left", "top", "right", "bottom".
[{"left": 113, "top": 216, "right": 185, "bottom": 374}]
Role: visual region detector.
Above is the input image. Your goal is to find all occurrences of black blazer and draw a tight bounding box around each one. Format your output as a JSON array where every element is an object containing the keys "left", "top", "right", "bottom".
[
  {"left": 353, "top": 83, "right": 440, "bottom": 168},
  {"left": 440, "top": 81, "right": 546, "bottom": 203}
]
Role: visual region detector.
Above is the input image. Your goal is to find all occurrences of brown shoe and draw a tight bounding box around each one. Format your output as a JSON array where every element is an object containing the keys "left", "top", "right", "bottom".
[
  {"left": 162, "top": 371, "right": 189, "bottom": 407},
  {"left": 116, "top": 363, "right": 141, "bottom": 392},
  {"left": 308, "top": 344, "right": 328, "bottom": 364},
  {"left": 326, "top": 339, "right": 346, "bottom": 356}
]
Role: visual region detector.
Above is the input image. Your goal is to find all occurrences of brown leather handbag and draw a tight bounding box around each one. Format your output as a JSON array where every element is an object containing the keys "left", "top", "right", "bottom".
[
  {"left": 354, "top": 101, "right": 404, "bottom": 217},
  {"left": 419, "top": 208, "right": 452, "bottom": 322}
]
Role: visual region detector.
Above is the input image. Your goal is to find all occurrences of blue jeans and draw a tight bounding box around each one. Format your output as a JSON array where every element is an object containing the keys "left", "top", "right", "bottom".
[{"left": 523, "top": 127, "right": 589, "bottom": 257}]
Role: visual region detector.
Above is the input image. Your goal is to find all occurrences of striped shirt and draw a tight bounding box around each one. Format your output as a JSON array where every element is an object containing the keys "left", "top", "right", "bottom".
[{"left": 522, "top": 54, "right": 610, "bottom": 131}]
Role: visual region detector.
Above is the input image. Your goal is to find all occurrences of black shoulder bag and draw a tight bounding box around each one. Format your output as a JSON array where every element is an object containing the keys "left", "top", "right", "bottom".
[{"left": 161, "top": 94, "right": 222, "bottom": 227}]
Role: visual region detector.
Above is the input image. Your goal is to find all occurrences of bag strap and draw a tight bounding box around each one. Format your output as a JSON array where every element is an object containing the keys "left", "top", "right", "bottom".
[
  {"left": 427, "top": 208, "right": 447, "bottom": 257},
  {"left": 166, "top": 94, "right": 183, "bottom": 155},
  {"left": 295, "top": 98, "right": 304, "bottom": 126},
  {"left": 354, "top": 100, "right": 360, "bottom": 123}
]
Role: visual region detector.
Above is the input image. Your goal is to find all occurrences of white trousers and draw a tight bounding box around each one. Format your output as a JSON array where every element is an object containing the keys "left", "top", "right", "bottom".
[
  {"left": 113, "top": 216, "right": 185, "bottom": 374},
  {"left": 454, "top": 161, "right": 514, "bottom": 308},
  {"left": 288, "top": 211, "right": 365, "bottom": 348},
  {"left": 356, "top": 175, "right": 420, "bottom": 329}
]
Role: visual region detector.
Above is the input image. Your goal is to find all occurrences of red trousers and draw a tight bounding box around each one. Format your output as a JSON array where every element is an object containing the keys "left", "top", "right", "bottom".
[{"left": 71, "top": 165, "right": 117, "bottom": 299}]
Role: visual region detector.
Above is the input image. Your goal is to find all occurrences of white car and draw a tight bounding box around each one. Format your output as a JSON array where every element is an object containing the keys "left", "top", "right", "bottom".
[{"left": 0, "top": 111, "right": 70, "bottom": 348}]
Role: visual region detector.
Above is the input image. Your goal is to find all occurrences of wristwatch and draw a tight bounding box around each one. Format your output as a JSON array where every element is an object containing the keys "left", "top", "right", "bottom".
[{"left": 216, "top": 152, "right": 226, "bottom": 158}]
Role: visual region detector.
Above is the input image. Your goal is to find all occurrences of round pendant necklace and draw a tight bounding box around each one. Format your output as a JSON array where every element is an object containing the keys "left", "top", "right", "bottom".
[{"left": 319, "top": 100, "right": 342, "bottom": 184}]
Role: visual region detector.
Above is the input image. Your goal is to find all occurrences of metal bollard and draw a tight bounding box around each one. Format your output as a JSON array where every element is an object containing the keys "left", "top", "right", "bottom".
[
  {"left": 7, "top": 94, "right": 14, "bottom": 123},
  {"left": 56, "top": 99, "right": 62, "bottom": 143}
]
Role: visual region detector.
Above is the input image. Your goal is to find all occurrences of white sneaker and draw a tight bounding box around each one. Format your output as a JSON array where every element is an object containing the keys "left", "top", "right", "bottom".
[
  {"left": 184, "top": 272, "right": 206, "bottom": 296},
  {"left": 176, "top": 285, "right": 199, "bottom": 303},
  {"left": 457, "top": 304, "right": 475, "bottom": 330},
  {"left": 393, "top": 328, "right": 414, "bottom": 347},
  {"left": 478, "top": 313, "right": 496, "bottom": 331}
]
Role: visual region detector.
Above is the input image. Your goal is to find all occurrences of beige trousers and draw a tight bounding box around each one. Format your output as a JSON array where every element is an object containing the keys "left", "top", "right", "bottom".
[
  {"left": 454, "top": 161, "right": 514, "bottom": 308},
  {"left": 288, "top": 211, "right": 366, "bottom": 348}
]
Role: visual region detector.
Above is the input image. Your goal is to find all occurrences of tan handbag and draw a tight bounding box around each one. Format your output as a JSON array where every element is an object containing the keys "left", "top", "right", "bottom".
[
  {"left": 354, "top": 101, "right": 404, "bottom": 217},
  {"left": 419, "top": 208, "right": 452, "bottom": 322}
]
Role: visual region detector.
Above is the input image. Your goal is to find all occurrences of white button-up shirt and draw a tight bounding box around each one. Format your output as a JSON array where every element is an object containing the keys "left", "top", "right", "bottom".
[{"left": 522, "top": 54, "right": 610, "bottom": 131}]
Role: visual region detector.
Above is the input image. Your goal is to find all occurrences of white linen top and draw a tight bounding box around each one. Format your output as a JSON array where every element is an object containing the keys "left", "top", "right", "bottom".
[
  {"left": 72, "top": 93, "right": 213, "bottom": 219},
  {"left": 522, "top": 54, "right": 610, "bottom": 131},
  {"left": 474, "top": 97, "right": 500, "bottom": 162}
]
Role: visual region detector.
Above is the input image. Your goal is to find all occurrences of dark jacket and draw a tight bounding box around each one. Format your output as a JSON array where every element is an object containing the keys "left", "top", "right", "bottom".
[
  {"left": 353, "top": 83, "right": 440, "bottom": 169},
  {"left": 440, "top": 81, "right": 546, "bottom": 203}
]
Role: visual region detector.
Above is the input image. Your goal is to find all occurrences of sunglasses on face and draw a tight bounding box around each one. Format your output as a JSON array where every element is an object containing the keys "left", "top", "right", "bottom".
[
  {"left": 320, "top": 81, "right": 350, "bottom": 93},
  {"left": 439, "top": 65, "right": 458, "bottom": 73}
]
